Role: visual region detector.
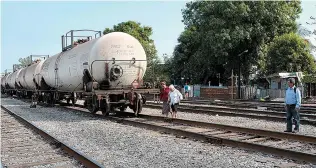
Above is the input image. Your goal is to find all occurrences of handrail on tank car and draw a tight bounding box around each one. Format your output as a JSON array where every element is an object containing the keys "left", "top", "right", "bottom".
[
  {"left": 4, "top": 69, "right": 13, "bottom": 75},
  {"left": 25, "top": 55, "right": 49, "bottom": 67},
  {"left": 62, "top": 29, "right": 102, "bottom": 52},
  {"left": 13, "top": 64, "right": 23, "bottom": 72}
]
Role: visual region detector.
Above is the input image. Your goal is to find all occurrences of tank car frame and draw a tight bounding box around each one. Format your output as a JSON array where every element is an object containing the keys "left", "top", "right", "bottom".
[{"left": 2, "top": 29, "right": 159, "bottom": 116}]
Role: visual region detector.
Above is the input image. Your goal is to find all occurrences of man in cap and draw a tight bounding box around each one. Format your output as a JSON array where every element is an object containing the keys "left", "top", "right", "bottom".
[{"left": 284, "top": 78, "right": 301, "bottom": 133}]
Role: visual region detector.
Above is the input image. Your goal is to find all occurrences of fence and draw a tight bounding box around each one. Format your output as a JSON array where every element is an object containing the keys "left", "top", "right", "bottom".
[
  {"left": 257, "top": 87, "right": 303, "bottom": 99},
  {"left": 162, "top": 84, "right": 305, "bottom": 100}
]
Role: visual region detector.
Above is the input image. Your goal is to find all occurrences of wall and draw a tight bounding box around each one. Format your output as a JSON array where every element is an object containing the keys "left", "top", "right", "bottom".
[{"left": 199, "top": 87, "right": 238, "bottom": 99}]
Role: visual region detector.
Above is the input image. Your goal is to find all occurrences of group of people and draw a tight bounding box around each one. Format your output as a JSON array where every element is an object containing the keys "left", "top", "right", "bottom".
[
  {"left": 159, "top": 81, "right": 183, "bottom": 118},
  {"left": 158, "top": 78, "right": 302, "bottom": 133}
]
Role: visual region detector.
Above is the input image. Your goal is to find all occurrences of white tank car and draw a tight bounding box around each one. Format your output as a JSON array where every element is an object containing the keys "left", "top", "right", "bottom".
[
  {"left": 7, "top": 70, "right": 20, "bottom": 89},
  {"left": 41, "top": 32, "right": 147, "bottom": 92},
  {"left": 1, "top": 76, "right": 4, "bottom": 88},
  {"left": 14, "top": 69, "right": 23, "bottom": 88},
  {"left": 3, "top": 75, "right": 10, "bottom": 88},
  {"left": 22, "top": 62, "right": 43, "bottom": 90},
  {"left": 0, "top": 77, "right": 3, "bottom": 87},
  {"left": 17, "top": 67, "right": 27, "bottom": 89},
  {"left": 34, "top": 61, "right": 44, "bottom": 87}
]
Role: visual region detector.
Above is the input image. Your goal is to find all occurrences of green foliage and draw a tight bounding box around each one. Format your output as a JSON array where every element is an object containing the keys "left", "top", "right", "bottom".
[
  {"left": 18, "top": 57, "right": 31, "bottom": 67},
  {"left": 302, "top": 74, "right": 316, "bottom": 83},
  {"left": 266, "top": 32, "right": 316, "bottom": 74},
  {"left": 171, "top": 1, "right": 302, "bottom": 85}
]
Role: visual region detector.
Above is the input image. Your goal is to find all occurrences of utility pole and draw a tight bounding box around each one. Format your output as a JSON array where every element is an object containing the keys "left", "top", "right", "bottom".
[
  {"left": 238, "top": 50, "right": 248, "bottom": 99},
  {"left": 231, "top": 69, "right": 234, "bottom": 99},
  {"left": 217, "top": 73, "right": 221, "bottom": 86}
]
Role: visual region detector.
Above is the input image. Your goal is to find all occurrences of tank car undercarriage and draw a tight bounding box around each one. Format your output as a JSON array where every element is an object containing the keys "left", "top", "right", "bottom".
[{"left": 2, "top": 86, "right": 157, "bottom": 116}]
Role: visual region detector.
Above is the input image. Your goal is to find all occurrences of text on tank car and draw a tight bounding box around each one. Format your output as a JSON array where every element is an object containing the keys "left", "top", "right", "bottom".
[
  {"left": 111, "top": 45, "right": 121, "bottom": 49},
  {"left": 110, "top": 49, "right": 135, "bottom": 56},
  {"left": 68, "top": 54, "right": 76, "bottom": 59}
]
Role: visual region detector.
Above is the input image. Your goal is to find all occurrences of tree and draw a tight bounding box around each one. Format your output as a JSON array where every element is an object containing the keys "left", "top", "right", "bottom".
[
  {"left": 172, "top": 1, "right": 302, "bottom": 85},
  {"left": 103, "top": 21, "right": 158, "bottom": 64},
  {"left": 18, "top": 56, "right": 31, "bottom": 67},
  {"left": 103, "top": 21, "right": 163, "bottom": 85},
  {"left": 266, "top": 32, "right": 316, "bottom": 75}
]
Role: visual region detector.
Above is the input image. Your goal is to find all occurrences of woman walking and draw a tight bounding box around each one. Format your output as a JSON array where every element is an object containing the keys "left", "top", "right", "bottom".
[{"left": 168, "top": 85, "right": 183, "bottom": 118}]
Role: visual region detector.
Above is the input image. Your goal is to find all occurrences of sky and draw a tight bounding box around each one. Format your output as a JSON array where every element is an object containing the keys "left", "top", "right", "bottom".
[{"left": 1, "top": 0, "right": 316, "bottom": 73}]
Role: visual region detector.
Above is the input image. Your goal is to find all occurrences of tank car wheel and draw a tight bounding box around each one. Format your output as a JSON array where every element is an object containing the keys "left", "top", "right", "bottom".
[
  {"left": 102, "top": 98, "right": 111, "bottom": 116},
  {"left": 88, "top": 104, "right": 99, "bottom": 114},
  {"left": 66, "top": 98, "right": 71, "bottom": 105},
  {"left": 88, "top": 95, "right": 99, "bottom": 114},
  {"left": 132, "top": 93, "right": 143, "bottom": 117},
  {"left": 120, "top": 106, "right": 127, "bottom": 112},
  {"left": 71, "top": 97, "right": 77, "bottom": 106}
]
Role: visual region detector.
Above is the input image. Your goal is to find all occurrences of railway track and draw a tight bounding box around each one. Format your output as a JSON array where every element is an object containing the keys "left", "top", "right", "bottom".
[
  {"left": 63, "top": 104, "right": 316, "bottom": 164},
  {"left": 3, "top": 96, "right": 316, "bottom": 164},
  {"left": 1, "top": 105, "right": 103, "bottom": 168},
  {"left": 180, "top": 99, "right": 316, "bottom": 113},
  {"left": 144, "top": 102, "right": 316, "bottom": 126}
]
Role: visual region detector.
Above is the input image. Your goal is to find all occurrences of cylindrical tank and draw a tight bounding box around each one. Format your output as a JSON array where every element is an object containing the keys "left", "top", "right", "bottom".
[
  {"left": 14, "top": 69, "right": 22, "bottom": 88},
  {"left": 7, "top": 71, "right": 19, "bottom": 89},
  {"left": 34, "top": 61, "right": 44, "bottom": 87},
  {"left": 24, "top": 62, "right": 41, "bottom": 90},
  {"left": 17, "top": 67, "right": 27, "bottom": 89},
  {"left": 1, "top": 76, "right": 4, "bottom": 88},
  {"left": 0, "top": 77, "right": 2, "bottom": 87},
  {"left": 41, "top": 32, "right": 147, "bottom": 92},
  {"left": 3, "top": 74, "right": 10, "bottom": 88}
]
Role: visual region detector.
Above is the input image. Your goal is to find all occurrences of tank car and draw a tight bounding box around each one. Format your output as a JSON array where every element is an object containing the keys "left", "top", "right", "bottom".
[
  {"left": 35, "top": 30, "right": 159, "bottom": 115},
  {"left": 15, "top": 59, "right": 46, "bottom": 98},
  {"left": 0, "top": 77, "right": 3, "bottom": 94}
]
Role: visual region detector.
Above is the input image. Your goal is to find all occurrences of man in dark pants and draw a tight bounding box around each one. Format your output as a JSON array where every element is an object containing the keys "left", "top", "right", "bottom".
[{"left": 284, "top": 78, "right": 301, "bottom": 133}]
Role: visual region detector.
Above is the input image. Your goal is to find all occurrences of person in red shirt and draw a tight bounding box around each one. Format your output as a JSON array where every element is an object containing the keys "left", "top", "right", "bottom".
[{"left": 160, "top": 81, "right": 170, "bottom": 117}]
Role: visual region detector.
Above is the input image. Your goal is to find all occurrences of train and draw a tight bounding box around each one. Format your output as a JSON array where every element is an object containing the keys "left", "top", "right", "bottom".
[{"left": 1, "top": 29, "right": 159, "bottom": 116}]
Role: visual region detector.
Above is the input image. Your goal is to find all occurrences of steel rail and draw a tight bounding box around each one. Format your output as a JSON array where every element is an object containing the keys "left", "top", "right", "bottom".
[
  {"left": 65, "top": 104, "right": 316, "bottom": 163},
  {"left": 106, "top": 113, "right": 316, "bottom": 164},
  {"left": 135, "top": 113, "right": 316, "bottom": 144},
  {"left": 6, "top": 97, "right": 316, "bottom": 164},
  {"left": 1, "top": 105, "right": 104, "bottom": 168},
  {"left": 143, "top": 104, "right": 316, "bottom": 126},
  {"left": 145, "top": 102, "right": 316, "bottom": 119},
  {"left": 180, "top": 100, "right": 316, "bottom": 112}
]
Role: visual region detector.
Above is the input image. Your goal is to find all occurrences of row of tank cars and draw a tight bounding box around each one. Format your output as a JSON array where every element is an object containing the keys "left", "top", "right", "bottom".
[{"left": 1, "top": 30, "right": 160, "bottom": 116}]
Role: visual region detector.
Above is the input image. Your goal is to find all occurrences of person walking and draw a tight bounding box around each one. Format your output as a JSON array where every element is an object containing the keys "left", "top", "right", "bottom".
[
  {"left": 168, "top": 84, "right": 183, "bottom": 118},
  {"left": 184, "top": 83, "right": 190, "bottom": 99},
  {"left": 159, "top": 81, "right": 170, "bottom": 117},
  {"left": 284, "top": 78, "right": 301, "bottom": 133}
]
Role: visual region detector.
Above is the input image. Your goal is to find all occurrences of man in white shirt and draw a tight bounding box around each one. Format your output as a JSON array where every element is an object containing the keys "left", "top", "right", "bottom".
[{"left": 168, "top": 85, "right": 183, "bottom": 118}]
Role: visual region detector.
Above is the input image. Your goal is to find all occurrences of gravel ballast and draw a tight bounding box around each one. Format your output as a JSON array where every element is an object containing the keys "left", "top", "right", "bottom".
[{"left": 1, "top": 97, "right": 315, "bottom": 168}]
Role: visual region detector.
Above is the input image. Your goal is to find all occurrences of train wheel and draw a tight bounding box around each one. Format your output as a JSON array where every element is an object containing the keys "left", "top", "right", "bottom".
[
  {"left": 66, "top": 98, "right": 70, "bottom": 104},
  {"left": 102, "top": 97, "right": 110, "bottom": 116},
  {"left": 71, "top": 97, "right": 77, "bottom": 106},
  {"left": 133, "top": 93, "right": 142, "bottom": 117},
  {"left": 88, "top": 95, "right": 99, "bottom": 114},
  {"left": 120, "top": 106, "right": 127, "bottom": 112}
]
